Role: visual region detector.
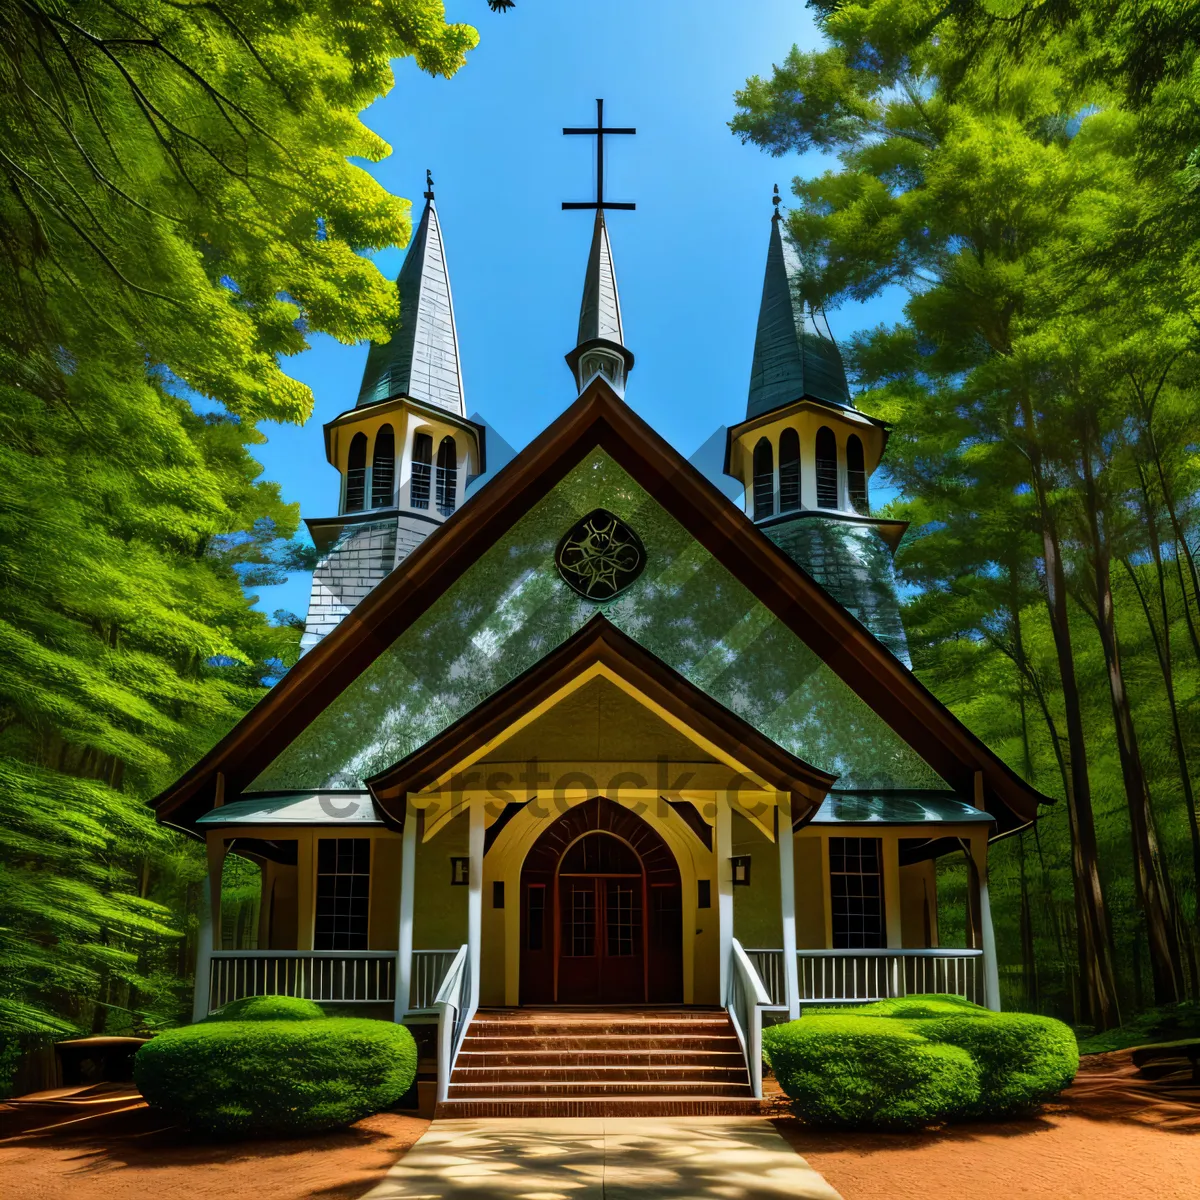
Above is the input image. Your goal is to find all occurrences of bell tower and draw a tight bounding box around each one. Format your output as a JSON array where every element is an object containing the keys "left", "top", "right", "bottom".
[
  {"left": 725, "top": 188, "right": 911, "bottom": 664},
  {"left": 300, "top": 173, "right": 486, "bottom": 653}
]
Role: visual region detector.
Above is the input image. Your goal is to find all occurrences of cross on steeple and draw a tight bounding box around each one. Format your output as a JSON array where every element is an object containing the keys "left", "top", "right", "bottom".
[{"left": 562, "top": 99, "right": 636, "bottom": 211}]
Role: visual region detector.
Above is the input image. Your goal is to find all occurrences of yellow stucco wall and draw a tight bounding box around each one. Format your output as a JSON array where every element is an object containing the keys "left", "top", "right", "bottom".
[
  {"left": 899, "top": 858, "right": 939, "bottom": 948},
  {"left": 731, "top": 810, "right": 781, "bottom": 949},
  {"left": 369, "top": 837, "right": 403, "bottom": 951},
  {"left": 793, "top": 833, "right": 828, "bottom": 948},
  {"left": 413, "top": 812, "right": 469, "bottom": 951}
]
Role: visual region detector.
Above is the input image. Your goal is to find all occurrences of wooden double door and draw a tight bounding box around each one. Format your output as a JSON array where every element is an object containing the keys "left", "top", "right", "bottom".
[
  {"left": 557, "top": 870, "right": 646, "bottom": 1005},
  {"left": 519, "top": 798, "right": 683, "bottom": 1006}
]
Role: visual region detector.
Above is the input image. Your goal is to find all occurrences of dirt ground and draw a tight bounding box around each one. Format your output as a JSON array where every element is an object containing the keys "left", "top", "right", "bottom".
[
  {"left": 0, "top": 1104, "right": 429, "bottom": 1200},
  {"left": 773, "top": 1050, "right": 1200, "bottom": 1200},
  {"left": 0, "top": 1052, "right": 1196, "bottom": 1200}
]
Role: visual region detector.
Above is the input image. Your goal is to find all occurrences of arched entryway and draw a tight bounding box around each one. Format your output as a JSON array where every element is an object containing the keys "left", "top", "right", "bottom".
[{"left": 519, "top": 797, "right": 683, "bottom": 1005}]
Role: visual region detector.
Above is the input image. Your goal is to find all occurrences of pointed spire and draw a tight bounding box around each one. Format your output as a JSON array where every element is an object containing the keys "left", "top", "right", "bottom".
[
  {"left": 357, "top": 171, "right": 465, "bottom": 414},
  {"left": 565, "top": 211, "right": 635, "bottom": 395},
  {"left": 747, "top": 186, "right": 851, "bottom": 420}
]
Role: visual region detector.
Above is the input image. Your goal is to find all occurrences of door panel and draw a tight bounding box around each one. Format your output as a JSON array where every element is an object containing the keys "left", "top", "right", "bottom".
[
  {"left": 556, "top": 876, "right": 644, "bottom": 1004},
  {"left": 600, "top": 879, "right": 644, "bottom": 1003},
  {"left": 557, "top": 879, "right": 600, "bottom": 1003}
]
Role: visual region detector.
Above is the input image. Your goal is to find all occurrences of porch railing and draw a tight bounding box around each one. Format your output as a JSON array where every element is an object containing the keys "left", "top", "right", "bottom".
[
  {"left": 726, "top": 938, "right": 781, "bottom": 1099},
  {"left": 743, "top": 948, "right": 789, "bottom": 1007},
  {"left": 207, "top": 951, "right": 395, "bottom": 1014},
  {"left": 743, "top": 948, "right": 985, "bottom": 1008},
  {"left": 799, "top": 948, "right": 984, "bottom": 1005},
  {"left": 410, "top": 950, "right": 459, "bottom": 1011},
  {"left": 433, "top": 944, "right": 473, "bottom": 1104}
]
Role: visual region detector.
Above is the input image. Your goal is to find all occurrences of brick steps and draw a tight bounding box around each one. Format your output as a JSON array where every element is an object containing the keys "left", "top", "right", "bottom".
[
  {"left": 449, "top": 1080, "right": 753, "bottom": 1099},
  {"left": 457, "top": 1035, "right": 738, "bottom": 1053},
  {"left": 437, "top": 1007, "right": 757, "bottom": 1118},
  {"left": 452, "top": 1065, "right": 748, "bottom": 1083},
  {"left": 435, "top": 1096, "right": 763, "bottom": 1118}
]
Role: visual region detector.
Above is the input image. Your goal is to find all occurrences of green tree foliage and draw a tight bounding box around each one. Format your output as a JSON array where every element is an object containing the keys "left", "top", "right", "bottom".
[
  {"left": 734, "top": 0, "right": 1200, "bottom": 1028},
  {"left": 0, "top": 0, "right": 477, "bottom": 1078}
]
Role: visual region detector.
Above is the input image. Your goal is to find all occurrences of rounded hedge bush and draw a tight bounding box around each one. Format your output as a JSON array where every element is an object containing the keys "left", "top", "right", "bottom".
[
  {"left": 135, "top": 1016, "right": 417, "bottom": 1138},
  {"left": 207, "top": 995, "right": 326, "bottom": 1022},
  {"left": 762, "top": 1014, "right": 981, "bottom": 1130},
  {"left": 921, "top": 1011, "right": 1078, "bottom": 1117},
  {"left": 763, "top": 994, "right": 1077, "bottom": 1129}
]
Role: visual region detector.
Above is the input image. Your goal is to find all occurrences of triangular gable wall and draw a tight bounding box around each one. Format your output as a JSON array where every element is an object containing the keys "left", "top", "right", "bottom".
[{"left": 253, "top": 450, "right": 944, "bottom": 796}]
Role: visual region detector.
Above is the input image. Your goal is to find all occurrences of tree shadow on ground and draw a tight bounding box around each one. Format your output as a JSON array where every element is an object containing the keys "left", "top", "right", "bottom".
[{"left": 0, "top": 1101, "right": 428, "bottom": 1200}]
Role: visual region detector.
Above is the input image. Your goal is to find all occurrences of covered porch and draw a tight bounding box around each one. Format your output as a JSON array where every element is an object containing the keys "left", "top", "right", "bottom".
[{"left": 192, "top": 786, "right": 1000, "bottom": 1021}]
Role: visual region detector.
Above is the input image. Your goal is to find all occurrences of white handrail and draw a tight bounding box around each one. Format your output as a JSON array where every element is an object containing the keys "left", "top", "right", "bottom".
[
  {"left": 725, "top": 937, "right": 779, "bottom": 1099},
  {"left": 795, "top": 948, "right": 984, "bottom": 958},
  {"left": 433, "top": 944, "right": 472, "bottom": 1104}
]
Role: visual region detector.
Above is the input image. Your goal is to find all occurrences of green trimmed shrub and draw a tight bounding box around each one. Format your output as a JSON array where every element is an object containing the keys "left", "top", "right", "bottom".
[
  {"left": 207, "top": 995, "right": 326, "bottom": 1022},
  {"left": 135, "top": 1017, "right": 417, "bottom": 1138},
  {"left": 851, "top": 994, "right": 992, "bottom": 1021},
  {"left": 764, "top": 995, "right": 1078, "bottom": 1129},
  {"left": 762, "top": 1014, "right": 980, "bottom": 1130},
  {"left": 921, "top": 1012, "right": 1078, "bottom": 1117}
]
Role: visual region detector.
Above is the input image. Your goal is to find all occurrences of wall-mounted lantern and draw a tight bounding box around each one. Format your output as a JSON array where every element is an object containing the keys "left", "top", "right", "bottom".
[
  {"left": 450, "top": 856, "right": 469, "bottom": 886},
  {"left": 730, "top": 855, "right": 751, "bottom": 887}
]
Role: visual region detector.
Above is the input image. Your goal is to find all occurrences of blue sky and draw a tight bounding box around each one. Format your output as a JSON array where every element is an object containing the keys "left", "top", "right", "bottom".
[{"left": 251, "top": 0, "right": 905, "bottom": 618}]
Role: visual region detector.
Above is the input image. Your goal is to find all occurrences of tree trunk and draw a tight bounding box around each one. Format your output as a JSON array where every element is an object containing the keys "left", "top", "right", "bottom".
[
  {"left": 1138, "top": 391, "right": 1200, "bottom": 669},
  {"left": 1021, "top": 405, "right": 1120, "bottom": 1027},
  {"left": 1018, "top": 831, "right": 1040, "bottom": 1009},
  {"left": 1079, "top": 439, "right": 1183, "bottom": 1004},
  {"left": 1121, "top": 550, "right": 1200, "bottom": 993}
]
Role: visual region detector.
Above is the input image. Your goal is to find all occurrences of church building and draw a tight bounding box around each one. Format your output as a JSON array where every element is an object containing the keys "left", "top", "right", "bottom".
[{"left": 154, "top": 174, "right": 1050, "bottom": 1117}]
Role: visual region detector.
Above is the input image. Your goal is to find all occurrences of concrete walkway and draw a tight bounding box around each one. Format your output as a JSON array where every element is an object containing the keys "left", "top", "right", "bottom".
[{"left": 359, "top": 1116, "right": 844, "bottom": 1200}]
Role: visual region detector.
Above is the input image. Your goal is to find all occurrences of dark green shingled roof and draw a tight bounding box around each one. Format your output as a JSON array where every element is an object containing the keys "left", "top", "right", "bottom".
[
  {"left": 357, "top": 194, "right": 464, "bottom": 415},
  {"left": 747, "top": 212, "right": 852, "bottom": 420}
]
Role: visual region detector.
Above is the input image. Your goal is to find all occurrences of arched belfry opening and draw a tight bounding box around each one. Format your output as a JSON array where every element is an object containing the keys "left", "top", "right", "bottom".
[{"left": 519, "top": 797, "right": 682, "bottom": 1006}]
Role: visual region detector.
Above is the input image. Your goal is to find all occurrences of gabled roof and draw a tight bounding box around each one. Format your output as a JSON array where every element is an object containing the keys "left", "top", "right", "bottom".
[
  {"left": 153, "top": 378, "right": 1051, "bottom": 834},
  {"left": 356, "top": 193, "right": 465, "bottom": 415},
  {"left": 366, "top": 613, "right": 837, "bottom": 820},
  {"left": 748, "top": 210, "right": 852, "bottom": 420}
]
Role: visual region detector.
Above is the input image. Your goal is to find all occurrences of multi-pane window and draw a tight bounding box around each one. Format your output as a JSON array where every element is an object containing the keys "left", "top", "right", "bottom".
[
  {"left": 564, "top": 883, "right": 596, "bottom": 957},
  {"left": 829, "top": 836, "right": 885, "bottom": 949},
  {"left": 752, "top": 437, "right": 774, "bottom": 520},
  {"left": 605, "top": 883, "right": 639, "bottom": 957},
  {"left": 314, "top": 838, "right": 370, "bottom": 950},
  {"left": 436, "top": 436, "right": 458, "bottom": 515},
  {"left": 344, "top": 433, "right": 367, "bottom": 513},
  {"left": 410, "top": 432, "right": 432, "bottom": 510},
  {"left": 815, "top": 426, "right": 839, "bottom": 509},
  {"left": 371, "top": 424, "right": 395, "bottom": 509},
  {"left": 779, "top": 428, "right": 801, "bottom": 513}
]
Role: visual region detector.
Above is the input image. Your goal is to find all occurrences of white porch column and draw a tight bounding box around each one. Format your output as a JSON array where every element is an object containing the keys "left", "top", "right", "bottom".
[
  {"left": 394, "top": 798, "right": 418, "bottom": 1022},
  {"left": 777, "top": 794, "right": 799, "bottom": 1019},
  {"left": 467, "top": 799, "right": 485, "bottom": 1014},
  {"left": 191, "top": 834, "right": 227, "bottom": 1023},
  {"left": 716, "top": 797, "right": 733, "bottom": 1003},
  {"left": 971, "top": 834, "right": 1001, "bottom": 1011}
]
